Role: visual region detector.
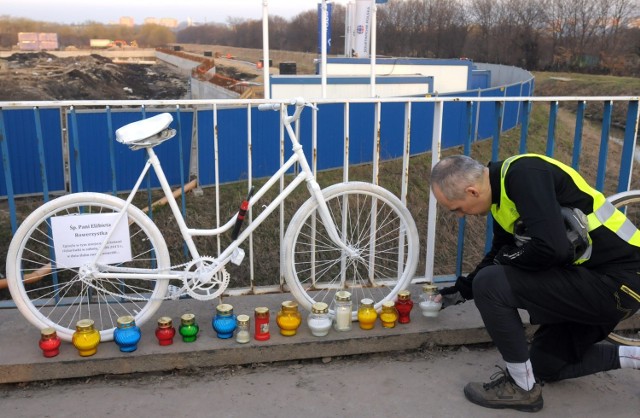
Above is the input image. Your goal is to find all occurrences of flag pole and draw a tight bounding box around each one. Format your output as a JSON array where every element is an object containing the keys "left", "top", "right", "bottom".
[
  {"left": 262, "top": 0, "right": 271, "bottom": 99},
  {"left": 370, "top": 0, "right": 377, "bottom": 97},
  {"left": 321, "top": 0, "right": 328, "bottom": 98}
]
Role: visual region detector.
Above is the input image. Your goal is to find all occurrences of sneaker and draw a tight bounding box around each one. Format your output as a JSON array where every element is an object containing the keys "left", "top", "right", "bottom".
[{"left": 464, "top": 366, "right": 544, "bottom": 413}]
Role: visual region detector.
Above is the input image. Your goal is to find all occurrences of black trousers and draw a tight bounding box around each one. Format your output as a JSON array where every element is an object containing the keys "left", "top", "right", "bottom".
[{"left": 472, "top": 264, "right": 640, "bottom": 381}]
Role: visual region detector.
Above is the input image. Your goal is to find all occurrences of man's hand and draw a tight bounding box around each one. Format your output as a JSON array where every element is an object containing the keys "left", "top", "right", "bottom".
[
  {"left": 437, "top": 290, "right": 466, "bottom": 308},
  {"left": 438, "top": 275, "right": 474, "bottom": 303}
]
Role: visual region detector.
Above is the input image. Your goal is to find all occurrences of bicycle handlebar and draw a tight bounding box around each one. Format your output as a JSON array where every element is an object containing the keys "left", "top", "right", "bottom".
[
  {"left": 258, "top": 97, "right": 317, "bottom": 126},
  {"left": 257, "top": 97, "right": 312, "bottom": 112},
  {"left": 257, "top": 103, "right": 281, "bottom": 111}
]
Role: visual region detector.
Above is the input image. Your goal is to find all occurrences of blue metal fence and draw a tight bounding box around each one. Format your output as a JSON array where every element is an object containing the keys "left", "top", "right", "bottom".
[
  {"left": 2, "top": 95, "right": 639, "bottom": 291},
  {"left": 2, "top": 98, "right": 529, "bottom": 200}
]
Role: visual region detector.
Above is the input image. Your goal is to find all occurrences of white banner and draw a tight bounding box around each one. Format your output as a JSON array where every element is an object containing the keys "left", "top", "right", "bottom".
[
  {"left": 353, "top": 0, "right": 372, "bottom": 58},
  {"left": 51, "top": 213, "right": 132, "bottom": 268}
]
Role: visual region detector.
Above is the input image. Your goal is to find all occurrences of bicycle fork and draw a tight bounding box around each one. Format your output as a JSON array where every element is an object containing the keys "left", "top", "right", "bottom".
[{"left": 285, "top": 121, "right": 357, "bottom": 259}]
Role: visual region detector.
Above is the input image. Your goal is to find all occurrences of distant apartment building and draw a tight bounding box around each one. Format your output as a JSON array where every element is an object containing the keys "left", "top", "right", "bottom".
[
  {"left": 17, "top": 32, "right": 59, "bottom": 51},
  {"left": 159, "top": 18, "right": 178, "bottom": 29},
  {"left": 141, "top": 17, "right": 178, "bottom": 28},
  {"left": 119, "top": 16, "right": 135, "bottom": 27}
]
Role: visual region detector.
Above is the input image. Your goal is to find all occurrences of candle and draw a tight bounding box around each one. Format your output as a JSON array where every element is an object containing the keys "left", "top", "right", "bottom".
[
  {"left": 254, "top": 307, "right": 271, "bottom": 341},
  {"left": 155, "top": 317, "right": 176, "bottom": 346},
  {"left": 357, "top": 298, "right": 378, "bottom": 330},
  {"left": 395, "top": 290, "right": 414, "bottom": 324},
  {"left": 72, "top": 319, "right": 101, "bottom": 357},
  {"left": 39, "top": 327, "right": 61, "bottom": 358},
  {"left": 236, "top": 314, "right": 251, "bottom": 344},
  {"left": 276, "top": 301, "right": 302, "bottom": 336},
  {"left": 333, "top": 291, "right": 352, "bottom": 332},
  {"left": 307, "top": 302, "right": 332, "bottom": 337},
  {"left": 179, "top": 313, "right": 199, "bottom": 342},
  {"left": 379, "top": 301, "right": 399, "bottom": 328}
]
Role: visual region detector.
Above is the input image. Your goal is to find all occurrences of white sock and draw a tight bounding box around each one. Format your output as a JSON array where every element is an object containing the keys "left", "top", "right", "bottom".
[
  {"left": 506, "top": 360, "right": 535, "bottom": 391},
  {"left": 619, "top": 346, "right": 640, "bottom": 369}
]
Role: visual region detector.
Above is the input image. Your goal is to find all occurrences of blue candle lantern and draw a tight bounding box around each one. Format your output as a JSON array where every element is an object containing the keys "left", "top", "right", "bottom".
[
  {"left": 114, "top": 315, "right": 142, "bottom": 352},
  {"left": 212, "top": 303, "right": 237, "bottom": 339}
]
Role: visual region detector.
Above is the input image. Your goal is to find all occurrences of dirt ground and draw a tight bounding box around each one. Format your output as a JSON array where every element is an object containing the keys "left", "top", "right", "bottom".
[
  {"left": 1, "top": 345, "right": 637, "bottom": 417},
  {"left": 0, "top": 45, "right": 317, "bottom": 102},
  {"left": 0, "top": 52, "right": 190, "bottom": 101}
]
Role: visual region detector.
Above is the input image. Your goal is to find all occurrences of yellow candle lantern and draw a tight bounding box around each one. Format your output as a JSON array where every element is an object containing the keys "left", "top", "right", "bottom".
[
  {"left": 379, "top": 301, "right": 399, "bottom": 328},
  {"left": 357, "top": 298, "right": 378, "bottom": 330},
  {"left": 276, "top": 300, "right": 302, "bottom": 336},
  {"left": 72, "top": 319, "right": 101, "bottom": 357}
]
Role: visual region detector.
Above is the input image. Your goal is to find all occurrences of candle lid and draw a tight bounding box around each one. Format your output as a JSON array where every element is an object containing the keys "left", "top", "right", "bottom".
[
  {"left": 360, "top": 298, "right": 374, "bottom": 307},
  {"left": 157, "top": 316, "right": 173, "bottom": 327},
  {"left": 41, "top": 327, "right": 57, "bottom": 338},
  {"left": 422, "top": 284, "right": 439, "bottom": 294},
  {"left": 281, "top": 300, "right": 298, "bottom": 310},
  {"left": 236, "top": 314, "right": 250, "bottom": 325},
  {"left": 311, "top": 302, "right": 329, "bottom": 314},
  {"left": 335, "top": 290, "right": 351, "bottom": 301},
  {"left": 117, "top": 315, "right": 135, "bottom": 327},
  {"left": 216, "top": 303, "right": 234, "bottom": 314},
  {"left": 181, "top": 313, "right": 196, "bottom": 325},
  {"left": 76, "top": 319, "right": 95, "bottom": 331},
  {"left": 254, "top": 307, "right": 269, "bottom": 316},
  {"left": 397, "top": 290, "right": 411, "bottom": 300},
  {"left": 382, "top": 300, "right": 396, "bottom": 308}
]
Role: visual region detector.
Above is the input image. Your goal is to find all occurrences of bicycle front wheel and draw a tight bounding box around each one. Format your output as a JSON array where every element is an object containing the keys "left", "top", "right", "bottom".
[
  {"left": 283, "top": 182, "right": 419, "bottom": 318},
  {"left": 605, "top": 190, "right": 640, "bottom": 346},
  {"left": 6, "top": 192, "right": 170, "bottom": 342}
]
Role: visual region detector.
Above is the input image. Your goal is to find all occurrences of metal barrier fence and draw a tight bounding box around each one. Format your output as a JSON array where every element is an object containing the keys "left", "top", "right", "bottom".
[{"left": 1, "top": 96, "right": 639, "bottom": 296}]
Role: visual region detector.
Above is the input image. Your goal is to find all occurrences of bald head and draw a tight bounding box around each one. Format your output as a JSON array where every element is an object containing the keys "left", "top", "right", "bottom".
[{"left": 431, "top": 155, "right": 486, "bottom": 200}]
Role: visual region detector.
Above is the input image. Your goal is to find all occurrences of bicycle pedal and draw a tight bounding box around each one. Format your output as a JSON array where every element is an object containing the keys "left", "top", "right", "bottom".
[
  {"left": 167, "top": 285, "right": 188, "bottom": 300},
  {"left": 231, "top": 248, "right": 245, "bottom": 265}
]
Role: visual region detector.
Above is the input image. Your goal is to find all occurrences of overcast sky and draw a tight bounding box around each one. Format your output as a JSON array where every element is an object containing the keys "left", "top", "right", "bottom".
[{"left": 2, "top": 0, "right": 354, "bottom": 25}]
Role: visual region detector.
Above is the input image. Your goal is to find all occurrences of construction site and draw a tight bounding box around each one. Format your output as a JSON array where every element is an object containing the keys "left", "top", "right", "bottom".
[
  {"left": 0, "top": 49, "right": 188, "bottom": 101},
  {"left": 0, "top": 44, "right": 316, "bottom": 101}
]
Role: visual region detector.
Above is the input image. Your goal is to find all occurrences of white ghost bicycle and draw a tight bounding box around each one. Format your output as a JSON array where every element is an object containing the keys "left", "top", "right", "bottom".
[{"left": 6, "top": 98, "right": 419, "bottom": 341}]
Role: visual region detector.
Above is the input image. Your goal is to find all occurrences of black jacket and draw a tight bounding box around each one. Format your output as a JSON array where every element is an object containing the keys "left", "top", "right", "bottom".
[{"left": 471, "top": 156, "right": 640, "bottom": 276}]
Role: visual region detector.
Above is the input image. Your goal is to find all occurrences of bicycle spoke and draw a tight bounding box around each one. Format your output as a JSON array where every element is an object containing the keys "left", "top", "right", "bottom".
[
  {"left": 6, "top": 193, "right": 169, "bottom": 341},
  {"left": 285, "top": 183, "right": 418, "bottom": 317}
]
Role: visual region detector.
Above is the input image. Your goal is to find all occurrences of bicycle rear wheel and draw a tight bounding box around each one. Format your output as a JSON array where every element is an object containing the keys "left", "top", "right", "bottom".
[
  {"left": 283, "top": 182, "right": 419, "bottom": 319},
  {"left": 6, "top": 192, "right": 170, "bottom": 342},
  {"left": 605, "top": 190, "right": 640, "bottom": 346}
]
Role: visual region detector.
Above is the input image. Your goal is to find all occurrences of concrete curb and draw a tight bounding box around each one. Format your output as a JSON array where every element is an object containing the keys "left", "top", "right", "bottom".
[{"left": 0, "top": 286, "right": 531, "bottom": 384}]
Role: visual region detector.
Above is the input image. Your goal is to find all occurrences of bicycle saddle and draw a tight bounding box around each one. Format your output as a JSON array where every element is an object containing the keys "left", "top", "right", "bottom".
[{"left": 115, "top": 113, "right": 176, "bottom": 150}]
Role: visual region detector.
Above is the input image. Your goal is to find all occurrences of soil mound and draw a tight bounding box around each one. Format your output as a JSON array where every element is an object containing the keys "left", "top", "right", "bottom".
[{"left": 0, "top": 53, "right": 189, "bottom": 101}]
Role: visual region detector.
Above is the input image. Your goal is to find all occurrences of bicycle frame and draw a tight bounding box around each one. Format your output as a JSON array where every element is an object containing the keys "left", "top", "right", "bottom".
[{"left": 93, "top": 100, "right": 353, "bottom": 283}]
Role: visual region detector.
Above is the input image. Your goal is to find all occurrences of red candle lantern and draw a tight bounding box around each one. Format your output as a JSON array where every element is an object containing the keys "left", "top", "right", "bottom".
[
  {"left": 39, "top": 327, "right": 62, "bottom": 358},
  {"left": 254, "top": 307, "right": 270, "bottom": 341},
  {"left": 395, "top": 290, "right": 414, "bottom": 324},
  {"left": 155, "top": 317, "right": 176, "bottom": 346}
]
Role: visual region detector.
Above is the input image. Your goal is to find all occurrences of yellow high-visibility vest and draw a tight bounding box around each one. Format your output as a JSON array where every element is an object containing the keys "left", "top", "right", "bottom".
[{"left": 490, "top": 154, "right": 640, "bottom": 264}]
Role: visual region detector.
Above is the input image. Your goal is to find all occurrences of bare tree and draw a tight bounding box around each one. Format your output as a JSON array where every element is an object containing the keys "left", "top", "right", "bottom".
[
  {"left": 7, "top": 0, "right": 639, "bottom": 75},
  {"left": 286, "top": 11, "right": 316, "bottom": 53},
  {"left": 504, "top": 0, "right": 549, "bottom": 68},
  {"left": 465, "top": 0, "right": 499, "bottom": 62}
]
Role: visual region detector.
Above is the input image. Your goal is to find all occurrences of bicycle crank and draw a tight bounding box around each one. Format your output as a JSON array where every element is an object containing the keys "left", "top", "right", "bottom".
[{"left": 182, "top": 257, "right": 230, "bottom": 300}]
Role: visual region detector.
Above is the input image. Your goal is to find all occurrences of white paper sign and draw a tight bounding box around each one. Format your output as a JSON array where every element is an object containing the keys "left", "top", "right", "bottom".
[{"left": 51, "top": 213, "right": 132, "bottom": 268}]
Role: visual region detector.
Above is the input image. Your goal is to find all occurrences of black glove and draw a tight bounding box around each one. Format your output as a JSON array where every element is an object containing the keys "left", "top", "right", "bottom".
[
  {"left": 439, "top": 275, "right": 474, "bottom": 301},
  {"left": 440, "top": 291, "right": 466, "bottom": 308}
]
